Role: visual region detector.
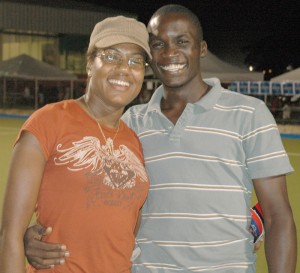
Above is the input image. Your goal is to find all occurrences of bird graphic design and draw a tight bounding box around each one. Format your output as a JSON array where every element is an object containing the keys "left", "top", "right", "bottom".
[{"left": 54, "top": 136, "right": 147, "bottom": 190}]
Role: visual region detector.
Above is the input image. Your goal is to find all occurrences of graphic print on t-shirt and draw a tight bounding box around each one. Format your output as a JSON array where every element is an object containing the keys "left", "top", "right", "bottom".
[{"left": 53, "top": 136, "right": 147, "bottom": 207}]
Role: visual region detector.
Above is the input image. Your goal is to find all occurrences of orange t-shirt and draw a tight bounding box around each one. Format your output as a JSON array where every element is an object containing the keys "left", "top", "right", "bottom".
[{"left": 22, "top": 100, "right": 149, "bottom": 273}]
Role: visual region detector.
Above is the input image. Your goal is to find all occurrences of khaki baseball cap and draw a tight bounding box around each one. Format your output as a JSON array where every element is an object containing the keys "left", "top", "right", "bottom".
[{"left": 88, "top": 16, "right": 151, "bottom": 60}]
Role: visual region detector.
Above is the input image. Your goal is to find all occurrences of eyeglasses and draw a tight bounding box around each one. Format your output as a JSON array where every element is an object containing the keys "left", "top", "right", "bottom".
[{"left": 96, "top": 49, "right": 148, "bottom": 70}]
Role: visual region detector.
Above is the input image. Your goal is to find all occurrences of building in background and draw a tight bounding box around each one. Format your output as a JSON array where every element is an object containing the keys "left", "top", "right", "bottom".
[{"left": 0, "top": 0, "right": 136, "bottom": 77}]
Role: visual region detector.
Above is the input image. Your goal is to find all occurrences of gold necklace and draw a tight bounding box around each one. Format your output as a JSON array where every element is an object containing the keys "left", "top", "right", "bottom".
[
  {"left": 96, "top": 120, "right": 120, "bottom": 143},
  {"left": 84, "top": 97, "right": 120, "bottom": 144}
]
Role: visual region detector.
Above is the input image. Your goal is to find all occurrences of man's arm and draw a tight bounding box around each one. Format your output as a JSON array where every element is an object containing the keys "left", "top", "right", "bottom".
[
  {"left": 24, "top": 224, "right": 69, "bottom": 269},
  {"left": 253, "top": 175, "right": 297, "bottom": 273},
  {"left": 134, "top": 209, "right": 142, "bottom": 237},
  {"left": 25, "top": 209, "right": 140, "bottom": 269}
]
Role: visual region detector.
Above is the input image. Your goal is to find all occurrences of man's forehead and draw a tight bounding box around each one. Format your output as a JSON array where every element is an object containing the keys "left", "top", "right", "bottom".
[{"left": 148, "top": 14, "right": 194, "bottom": 38}]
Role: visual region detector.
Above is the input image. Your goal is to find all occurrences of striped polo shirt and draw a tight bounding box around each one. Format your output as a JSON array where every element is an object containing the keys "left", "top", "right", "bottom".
[{"left": 122, "top": 78, "right": 293, "bottom": 273}]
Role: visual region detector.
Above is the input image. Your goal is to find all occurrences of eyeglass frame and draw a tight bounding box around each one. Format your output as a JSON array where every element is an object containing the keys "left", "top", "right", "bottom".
[{"left": 95, "top": 48, "right": 149, "bottom": 70}]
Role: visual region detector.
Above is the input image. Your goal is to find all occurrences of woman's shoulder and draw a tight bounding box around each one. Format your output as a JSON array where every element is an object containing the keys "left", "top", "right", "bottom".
[{"left": 31, "top": 100, "right": 79, "bottom": 117}]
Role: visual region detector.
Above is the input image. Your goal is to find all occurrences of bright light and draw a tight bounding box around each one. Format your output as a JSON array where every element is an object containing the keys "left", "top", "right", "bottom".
[{"left": 249, "top": 66, "right": 253, "bottom": 72}]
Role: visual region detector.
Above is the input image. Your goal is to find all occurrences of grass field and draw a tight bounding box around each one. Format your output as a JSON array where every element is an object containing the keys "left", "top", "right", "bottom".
[{"left": 0, "top": 116, "right": 299, "bottom": 272}]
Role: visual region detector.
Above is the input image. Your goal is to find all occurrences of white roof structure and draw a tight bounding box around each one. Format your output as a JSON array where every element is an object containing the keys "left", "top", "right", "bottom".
[
  {"left": 271, "top": 68, "right": 300, "bottom": 82},
  {"left": 201, "top": 51, "right": 263, "bottom": 82},
  {"left": 0, "top": 54, "right": 77, "bottom": 80},
  {"left": 0, "top": 54, "right": 77, "bottom": 109}
]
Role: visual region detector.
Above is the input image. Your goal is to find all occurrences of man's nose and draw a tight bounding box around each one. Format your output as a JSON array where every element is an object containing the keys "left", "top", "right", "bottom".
[{"left": 163, "top": 45, "right": 179, "bottom": 58}]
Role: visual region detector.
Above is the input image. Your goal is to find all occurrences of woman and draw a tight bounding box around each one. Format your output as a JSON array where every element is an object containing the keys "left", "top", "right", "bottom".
[{"left": 0, "top": 16, "right": 151, "bottom": 273}]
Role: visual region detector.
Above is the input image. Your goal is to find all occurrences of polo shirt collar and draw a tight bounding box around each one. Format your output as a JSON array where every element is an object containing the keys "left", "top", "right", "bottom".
[
  {"left": 146, "top": 77, "right": 223, "bottom": 113},
  {"left": 195, "top": 78, "right": 223, "bottom": 110}
]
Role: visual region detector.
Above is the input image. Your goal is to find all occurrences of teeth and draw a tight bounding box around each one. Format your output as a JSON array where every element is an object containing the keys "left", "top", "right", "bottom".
[
  {"left": 108, "top": 79, "right": 130, "bottom": 87},
  {"left": 161, "top": 64, "right": 185, "bottom": 72}
]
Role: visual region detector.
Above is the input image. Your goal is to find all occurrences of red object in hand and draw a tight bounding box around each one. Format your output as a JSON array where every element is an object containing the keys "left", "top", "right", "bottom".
[{"left": 249, "top": 203, "right": 264, "bottom": 243}]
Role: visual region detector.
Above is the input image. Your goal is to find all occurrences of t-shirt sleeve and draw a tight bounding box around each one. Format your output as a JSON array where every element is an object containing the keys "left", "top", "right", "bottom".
[
  {"left": 16, "top": 106, "right": 58, "bottom": 160},
  {"left": 243, "top": 101, "right": 294, "bottom": 179}
]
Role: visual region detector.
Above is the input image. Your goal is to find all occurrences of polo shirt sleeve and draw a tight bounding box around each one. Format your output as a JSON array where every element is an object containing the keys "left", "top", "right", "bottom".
[{"left": 243, "top": 101, "right": 294, "bottom": 179}]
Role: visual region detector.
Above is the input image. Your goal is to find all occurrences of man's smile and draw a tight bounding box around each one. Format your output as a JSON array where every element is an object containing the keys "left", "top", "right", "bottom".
[{"left": 160, "top": 63, "right": 186, "bottom": 72}]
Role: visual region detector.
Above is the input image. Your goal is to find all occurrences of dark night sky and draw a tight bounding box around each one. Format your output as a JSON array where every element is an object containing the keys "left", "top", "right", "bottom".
[{"left": 83, "top": 0, "right": 300, "bottom": 73}]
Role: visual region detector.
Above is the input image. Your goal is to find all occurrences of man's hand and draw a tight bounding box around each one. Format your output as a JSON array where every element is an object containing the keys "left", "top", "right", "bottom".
[
  {"left": 24, "top": 224, "right": 70, "bottom": 269},
  {"left": 253, "top": 238, "right": 264, "bottom": 253}
]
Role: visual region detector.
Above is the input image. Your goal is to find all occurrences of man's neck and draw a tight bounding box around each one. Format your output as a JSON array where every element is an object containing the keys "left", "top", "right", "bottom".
[
  {"left": 160, "top": 81, "right": 211, "bottom": 125},
  {"left": 163, "top": 83, "right": 210, "bottom": 103}
]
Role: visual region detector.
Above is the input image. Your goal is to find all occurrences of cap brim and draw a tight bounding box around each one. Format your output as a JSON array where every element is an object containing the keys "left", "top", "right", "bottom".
[{"left": 95, "top": 35, "right": 151, "bottom": 60}]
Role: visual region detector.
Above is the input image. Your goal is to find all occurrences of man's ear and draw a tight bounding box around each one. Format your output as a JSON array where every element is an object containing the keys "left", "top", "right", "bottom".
[{"left": 200, "top": 41, "right": 208, "bottom": 58}]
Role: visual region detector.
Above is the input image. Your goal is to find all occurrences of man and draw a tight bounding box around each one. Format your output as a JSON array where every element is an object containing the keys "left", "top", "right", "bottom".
[{"left": 24, "top": 4, "right": 296, "bottom": 273}]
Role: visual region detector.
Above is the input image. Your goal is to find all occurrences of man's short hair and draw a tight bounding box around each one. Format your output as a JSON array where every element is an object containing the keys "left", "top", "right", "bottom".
[{"left": 149, "top": 4, "right": 204, "bottom": 41}]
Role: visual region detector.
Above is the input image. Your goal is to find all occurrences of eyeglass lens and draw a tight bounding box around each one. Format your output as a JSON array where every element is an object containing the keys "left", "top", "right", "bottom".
[{"left": 99, "top": 49, "right": 146, "bottom": 69}]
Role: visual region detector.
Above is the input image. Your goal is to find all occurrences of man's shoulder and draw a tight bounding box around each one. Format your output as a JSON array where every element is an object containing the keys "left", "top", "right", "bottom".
[
  {"left": 122, "top": 103, "right": 150, "bottom": 127},
  {"left": 221, "top": 89, "right": 265, "bottom": 108},
  {"left": 123, "top": 103, "right": 149, "bottom": 118}
]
